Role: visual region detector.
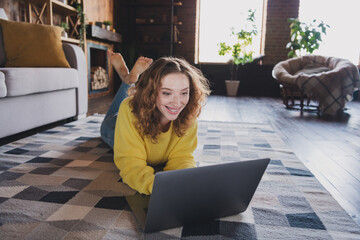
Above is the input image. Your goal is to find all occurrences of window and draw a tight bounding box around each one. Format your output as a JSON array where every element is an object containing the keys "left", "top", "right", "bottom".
[
  {"left": 299, "top": 0, "right": 360, "bottom": 64},
  {"left": 198, "top": 0, "right": 264, "bottom": 63}
]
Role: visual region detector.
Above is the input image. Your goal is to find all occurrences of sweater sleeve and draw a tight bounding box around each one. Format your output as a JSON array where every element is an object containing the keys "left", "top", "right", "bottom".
[
  {"left": 164, "top": 120, "right": 198, "bottom": 171},
  {"left": 113, "top": 100, "right": 155, "bottom": 195}
]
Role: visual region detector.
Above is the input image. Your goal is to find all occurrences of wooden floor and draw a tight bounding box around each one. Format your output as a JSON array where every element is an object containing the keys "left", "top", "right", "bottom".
[{"left": 89, "top": 94, "right": 360, "bottom": 225}]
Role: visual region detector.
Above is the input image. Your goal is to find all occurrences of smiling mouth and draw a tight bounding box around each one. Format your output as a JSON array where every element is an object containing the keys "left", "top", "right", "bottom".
[{"left": 166, "top": 106, "right": 182, "bottom": 115}]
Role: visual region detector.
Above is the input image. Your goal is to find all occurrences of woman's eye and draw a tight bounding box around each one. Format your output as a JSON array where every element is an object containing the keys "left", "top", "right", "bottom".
[
  {"left": 162, "top": 91, "right": 171, "bottom": 96},
  {"left": 182, "top": 92, "right": 189, "bottom": 95}
]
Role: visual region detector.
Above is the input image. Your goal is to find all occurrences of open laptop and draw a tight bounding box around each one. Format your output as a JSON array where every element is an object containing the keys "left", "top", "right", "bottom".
[{"left": 125, "top": 158, "right": 270, "bottom": 233}]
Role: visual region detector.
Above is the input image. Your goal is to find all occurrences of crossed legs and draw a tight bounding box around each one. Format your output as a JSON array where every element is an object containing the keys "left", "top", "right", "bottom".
[
  {"left": 107, "top": 51, "right": 153, "bottom": 85},
  {"left": 100, "top": 52, "right": 153, "bottom": 147}
]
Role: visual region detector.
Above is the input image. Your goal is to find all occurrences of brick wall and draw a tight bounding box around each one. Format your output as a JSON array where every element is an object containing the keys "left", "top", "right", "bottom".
[
  {"left": 174, "top": 0, "right": 198, "bottom": 63},
  {"left": 262, "top": 0, "right": 299, "bottom": 65}
]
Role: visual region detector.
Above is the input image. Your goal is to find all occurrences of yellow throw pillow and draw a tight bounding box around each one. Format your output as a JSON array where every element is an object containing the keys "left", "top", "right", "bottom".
[{"left": 0, "top": 19, "right": 70, "bottom": 67}]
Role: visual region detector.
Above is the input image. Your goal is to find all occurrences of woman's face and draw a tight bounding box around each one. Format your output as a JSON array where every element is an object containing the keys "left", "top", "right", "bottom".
[{"left": 156, "top": 72, "right": 190, "bottom": 126}]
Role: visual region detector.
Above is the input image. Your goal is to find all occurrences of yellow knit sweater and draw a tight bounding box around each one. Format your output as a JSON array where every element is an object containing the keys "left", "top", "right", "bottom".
[{"left": 113, "top": 98, "right": 197, "bottom": 195}]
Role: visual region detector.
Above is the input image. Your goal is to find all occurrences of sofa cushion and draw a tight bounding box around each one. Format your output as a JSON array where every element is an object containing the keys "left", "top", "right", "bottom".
[
  {"left": 0, "top": 19, "right": 70, "bottom": 68},
  {"left": 0, "top": 68, "right": 79, "bottom": 97},
  {"left": 0, "top": 25, "right": 5, "bottom": 67},
  {"left": 0, "top": 71, "right": 5, "bottom": 97}
]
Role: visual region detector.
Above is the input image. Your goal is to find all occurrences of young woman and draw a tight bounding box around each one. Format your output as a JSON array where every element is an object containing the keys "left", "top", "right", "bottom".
[{"left": 101, "top": 52, "right": 210, "bottom": 195}]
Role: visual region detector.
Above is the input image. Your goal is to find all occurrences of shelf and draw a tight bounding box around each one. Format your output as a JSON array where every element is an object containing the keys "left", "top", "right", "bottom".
[
  {"left": 137, "top": 41, "right": 171, "bottom": 45},
  {"left": 27, "top": 0, "right": 77, "bottom": 16},
  {"left": 61, "top": 36, "right": 80, "bottom": 44},
  {"left": 123, "top": 3, "right": 171, "bottom": 8},
  {"left": 26, "top": 0, "right": 83, "bottom": 46},
  {"left": 136, "top": 41, "right": 182, "bottom": 46},
  {"left": 122, "top": 0, "right": 182, "bottom": 57},
  {"left": 120, "top": 1, "right": 182, "bottom": 8},
  {"left": 86, "top": 25, "right": 122, "bottom": 43},
  {"left": 136, "top": 23, "right": 171, "bottom": 26},
  {"left": 52, "top": 0, "right": 78, "bottom": 16},
  {"left": 138, "top": 1, "right": 182, "bottom": 7}
]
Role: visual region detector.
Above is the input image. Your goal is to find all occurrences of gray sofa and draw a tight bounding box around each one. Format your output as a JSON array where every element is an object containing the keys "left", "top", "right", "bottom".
[{"left": 0, "top": 29, "right": 88, "bottom": 139}]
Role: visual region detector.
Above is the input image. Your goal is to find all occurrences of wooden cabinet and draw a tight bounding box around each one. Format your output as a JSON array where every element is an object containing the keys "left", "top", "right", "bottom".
[
  {"left": 118, "top": 0, "right": 182, "bottom": 59},
  {"left": 25, "top": 0, "right": 84, "bottom": 44}
]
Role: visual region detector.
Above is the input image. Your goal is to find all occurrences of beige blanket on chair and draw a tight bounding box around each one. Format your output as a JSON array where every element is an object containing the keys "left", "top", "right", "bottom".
[{"left": 274, "top": 55, "right": 360, "bottom": 116}]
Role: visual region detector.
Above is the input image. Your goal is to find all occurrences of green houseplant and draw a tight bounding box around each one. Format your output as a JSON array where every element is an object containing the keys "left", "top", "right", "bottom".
[
  {"left": 103, "top": 21, "right": 112, "bottom": 30},
  {"left": 286, "top": 18, "right": 330, "bottom": 58},
  {"left": 218, "top": 9, "right": 258, "bottom": 96},
  {"left": 59, "top": 22, "right": 69, "bottom": 38},
  {"left": 69, "top": 0, "right": 86, "bottom": 48}
]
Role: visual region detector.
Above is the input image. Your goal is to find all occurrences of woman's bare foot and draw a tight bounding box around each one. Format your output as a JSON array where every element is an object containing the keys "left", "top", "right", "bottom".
[
  {"left": 128, "top": 56, "right": 153, "bottom": 84},
  {"left": 107, "top": 51, "right": 129, "bottom": 83},
  {"left": 108, "top": 51, "right": 153, "bottom": 84}
]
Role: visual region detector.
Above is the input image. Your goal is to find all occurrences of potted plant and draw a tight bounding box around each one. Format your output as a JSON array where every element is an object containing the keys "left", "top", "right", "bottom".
[
  {"left": 218, "top": 9, "right": 258, "bottom": 96},
  {"left": 69, "top": 0, "right": 86, "bottom": 48},
  {"left": 286, "top": 18, "right": 329, "bottom": 58},
  {"left": 59, "top": 22, "right": 69, "bottom": 38},
  {"left": 103, "top": 21, "right": 112, "bottom": 30},
  {"left": 149, "top": 12, "right": 156, "bottom": 23}
]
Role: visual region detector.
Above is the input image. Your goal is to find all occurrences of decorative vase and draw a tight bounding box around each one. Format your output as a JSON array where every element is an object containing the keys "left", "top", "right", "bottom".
[
  {"left": 225, "top": 80, "right": 240, "bottom": 96},
  {"left": 61, "top": 31, "right": 68, "bottom": 38}
]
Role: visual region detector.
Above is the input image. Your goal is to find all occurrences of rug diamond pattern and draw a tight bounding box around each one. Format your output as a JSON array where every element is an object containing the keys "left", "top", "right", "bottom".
[{"left": 0, "top": 116, "right": 359, "bottom": 239}]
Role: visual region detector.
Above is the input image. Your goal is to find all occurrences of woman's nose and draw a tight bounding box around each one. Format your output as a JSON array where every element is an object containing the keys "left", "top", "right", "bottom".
[{"left": 171, "top": 94, "right": 181, "bottom": 105}]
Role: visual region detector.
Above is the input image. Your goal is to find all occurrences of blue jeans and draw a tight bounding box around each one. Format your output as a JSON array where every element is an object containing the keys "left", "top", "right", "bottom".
[{"left": 100, "top": 82, "right": 131, "bottom": 148}]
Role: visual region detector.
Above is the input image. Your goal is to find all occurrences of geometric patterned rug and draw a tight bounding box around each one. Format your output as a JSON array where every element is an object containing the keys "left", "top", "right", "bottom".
[{"left": 0, "top": 116, "right": 359, "bottom": 239}]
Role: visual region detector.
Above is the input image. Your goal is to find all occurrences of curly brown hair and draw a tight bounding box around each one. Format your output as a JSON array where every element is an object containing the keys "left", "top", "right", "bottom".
[{"left": 128, "top": 57, "right": 210, "bottom": 141}]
